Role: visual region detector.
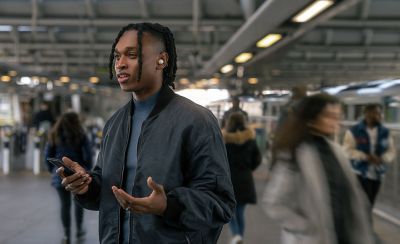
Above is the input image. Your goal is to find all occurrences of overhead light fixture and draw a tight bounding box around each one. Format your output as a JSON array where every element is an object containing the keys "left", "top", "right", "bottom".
[
  {"left": 234, "top": 52, "right": 253, "bottom": 63},
  {"left": 89, "top": 76, "right": 99, "bottom": 84},
  {"left": 70, "top": 83, "right": 79, "bottom": 91},
  {"left": 39, "top": 77, "right": 48, "bottom": 83},
  {"left": 209, "top": 78, "right": 220, "bottom": 85},
  {"left": 220, "top": 64, "right": 234, "bottom": 74},
  {"left": 248, "top": 78, "right": 258, "bottom": 84},
  {"left": 292, "top": 0, "right": 334, "bottom": 23},
  {"left": 60, "top": 76, "right": 70, "bottom": 83},
  {"left": 1, "top": 75, "right": 11, "bottom": 82},
  {"left": 8, "top": 70, "right": 17, "bottom": 76},
  {"left": 179, "top": 78, "right": 190, "bottom": 85},
  {"left": 256, "top": 34, "right": 283, "bottom": 48}
]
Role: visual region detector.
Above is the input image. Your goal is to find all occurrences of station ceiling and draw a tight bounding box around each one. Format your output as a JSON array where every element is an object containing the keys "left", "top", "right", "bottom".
[{"left": 0, "top": 0, "right": 399, "bottom": 92}]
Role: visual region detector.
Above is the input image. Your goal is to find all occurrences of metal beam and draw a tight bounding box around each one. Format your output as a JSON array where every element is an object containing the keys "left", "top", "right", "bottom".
[
  {"left": 239, "top": 0, "right": 255, "bottom": 20},
  {"left": 0, "top": 17, "right": 242, "bottom": 27},
  {"left": 197, "top": 0, "right": 312, "bottom": 76},
  {"left": 321, "top": 20, "right": 400, "bottom": 28},
  {"left": 359, "top": 0, "right": 370, "bottom": 20},
  {"left": 1, "top": 42, "right": 213, "bottom": 53},
  {"left": 247, "top": 0, "right": 361, "bottom": 66},
  {"left": 138, "top": 0, "right": 149, "bottom": 19},
  {"left": 192, "top": 0, "right": 201, "bottom": 44},
  {"left": 292, "top": 44, "right": 400, "bottom": 52},
  {"left": 85, "top": 0, "right": 97, "bottom": 18}
]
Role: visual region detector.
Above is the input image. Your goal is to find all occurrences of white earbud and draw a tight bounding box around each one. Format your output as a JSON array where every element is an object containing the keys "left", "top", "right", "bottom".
[{"left": 158, "top": 59, "right": 164, "bottom": 65}]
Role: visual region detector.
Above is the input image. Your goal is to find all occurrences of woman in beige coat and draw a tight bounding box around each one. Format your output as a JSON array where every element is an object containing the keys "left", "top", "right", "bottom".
[{"left": 263, "top": 93, "right": 375, "bottom": 244}]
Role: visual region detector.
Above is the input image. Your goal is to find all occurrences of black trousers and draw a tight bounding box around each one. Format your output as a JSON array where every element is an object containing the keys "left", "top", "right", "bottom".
[
  {"left": 56, "top": 187, "right": 84, "bottom": 235},
  {"left": 357, "top": 175, "right": 381, "bottom": 206}
]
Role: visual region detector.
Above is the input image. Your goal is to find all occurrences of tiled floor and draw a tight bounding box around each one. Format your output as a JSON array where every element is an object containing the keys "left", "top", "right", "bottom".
[{"left": 0, "top": 168, "right": 399, "bottom": 244}]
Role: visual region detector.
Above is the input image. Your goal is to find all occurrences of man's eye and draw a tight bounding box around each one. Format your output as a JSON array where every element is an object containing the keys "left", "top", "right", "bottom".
[
  {"left": 114, "top": 54, "right": 120, "bottom": 59},
  {"left": 128, "top": 53, "right": 137, "bottom": 58}
]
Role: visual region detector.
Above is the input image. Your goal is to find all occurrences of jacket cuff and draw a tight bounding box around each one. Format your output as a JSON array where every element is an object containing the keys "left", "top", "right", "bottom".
[{"left": 163, "top": 194, "right": 185, "bottom": 225}]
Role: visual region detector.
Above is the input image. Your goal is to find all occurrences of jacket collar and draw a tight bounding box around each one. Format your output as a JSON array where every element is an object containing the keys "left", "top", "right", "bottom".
[
  {"left": 359, "top": 120, "right": 383, "bottom": 131},
  {"left": 128, "top": 84, "right": 175, "bottom": 117},
  {"left": 222, "top": 127, "right": 255, "bottom": 144}
]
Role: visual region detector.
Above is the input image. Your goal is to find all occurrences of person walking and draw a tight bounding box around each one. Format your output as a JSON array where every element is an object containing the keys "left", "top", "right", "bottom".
[
  {"left": 263, "top": 93, "right": 375, "bottom": 244},
  {"left": 44, "top": 111, "right": 92, "bottom": 244},
  {"left": 343, "top": 103, "right": 395, "bottom": 206},
  {"left": 222, "top": 112, "right": 261, "bottom": 244}
]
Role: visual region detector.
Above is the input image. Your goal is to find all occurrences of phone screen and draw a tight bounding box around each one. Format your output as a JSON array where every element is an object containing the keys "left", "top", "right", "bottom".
[{"left": 47, "top": 158, "right": 76, "bottom": 176}]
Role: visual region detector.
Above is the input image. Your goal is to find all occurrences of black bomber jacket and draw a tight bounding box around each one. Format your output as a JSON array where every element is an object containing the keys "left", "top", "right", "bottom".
[{"left": 76, "top": 85, "right": 235, "bottom": 244}]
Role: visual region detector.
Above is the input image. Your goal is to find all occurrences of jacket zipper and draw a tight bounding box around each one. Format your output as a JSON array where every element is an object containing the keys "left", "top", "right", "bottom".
[
  {"left": 184, "top": 234, "right": 191, "bottom": 244},
  {"left": 117, "top": 114, "right": 132, "bottom": 244}
]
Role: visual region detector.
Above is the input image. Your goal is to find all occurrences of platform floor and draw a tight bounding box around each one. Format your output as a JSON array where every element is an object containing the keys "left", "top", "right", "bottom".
[{"left": 0, "top": 167, "right": 399, "bottom": 244}]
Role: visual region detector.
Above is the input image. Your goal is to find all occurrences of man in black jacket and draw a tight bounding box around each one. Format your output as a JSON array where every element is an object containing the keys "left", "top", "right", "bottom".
[{"left": 57, "top": 23, "right": 235, "bottom": 244}]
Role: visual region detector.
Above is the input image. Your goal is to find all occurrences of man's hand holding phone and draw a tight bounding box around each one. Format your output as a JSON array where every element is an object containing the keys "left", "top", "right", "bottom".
[{"left": 56, "top": 157, "right": 92, "bottom": 195}]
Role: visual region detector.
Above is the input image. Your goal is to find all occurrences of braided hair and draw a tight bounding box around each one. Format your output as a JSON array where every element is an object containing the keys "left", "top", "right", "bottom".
[{"left": 108, "top": 23, "right": 177, "bottom": 89}]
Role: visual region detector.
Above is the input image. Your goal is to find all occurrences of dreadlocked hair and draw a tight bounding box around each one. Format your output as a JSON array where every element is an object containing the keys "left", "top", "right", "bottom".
[{"left": 108, "top": 22, "right": 178, "bottom": 89}]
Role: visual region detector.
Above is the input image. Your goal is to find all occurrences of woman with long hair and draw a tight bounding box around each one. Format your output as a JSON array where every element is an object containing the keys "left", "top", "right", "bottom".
[
  {"left": 263, "top": 93, "right": 375, "bottom": 244},
  {"left": 222, "top": 112, "right": 261, "bottom": 244},
  {"left": 44, "top": 111, "right": 92, "bottom": 244}
]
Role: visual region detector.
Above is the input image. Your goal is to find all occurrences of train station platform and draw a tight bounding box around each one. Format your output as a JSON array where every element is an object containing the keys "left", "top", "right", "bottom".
[{"left": 0, "top": 164, "right": 399, "bottom": 244}]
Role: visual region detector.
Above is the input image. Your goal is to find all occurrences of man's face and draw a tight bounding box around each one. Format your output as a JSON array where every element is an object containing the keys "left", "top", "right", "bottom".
[
  {"left": 114, "top": 30, "right": 164, "bottom": 98},
  {"left": 365, "top": 107, "right": 382, "bottom": 125}
]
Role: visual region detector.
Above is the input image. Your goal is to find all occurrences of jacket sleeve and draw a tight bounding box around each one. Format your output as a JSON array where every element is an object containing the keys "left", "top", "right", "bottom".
[
  {"left": 81, "top": 135, "right": 93, "bottom": 170},
  {"left": 162, "top": 120, "right": 236, "bottom": 231},
  {"left": 381, "top": 133, "right": 395, "bottom": 164},
  {"left": 342, "top": 130, "right": 368, "bottom": 161},
  {"left": 262, "top": 155, "right": 311, "bottom": 233},
  {"left": 74, "top": 128, "right": 109, "bottom": 210}
]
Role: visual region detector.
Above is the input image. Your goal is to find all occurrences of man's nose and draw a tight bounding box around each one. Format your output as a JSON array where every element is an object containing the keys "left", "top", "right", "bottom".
[{"left": 115, "top": 57, "right": 127, "bottom": 69}]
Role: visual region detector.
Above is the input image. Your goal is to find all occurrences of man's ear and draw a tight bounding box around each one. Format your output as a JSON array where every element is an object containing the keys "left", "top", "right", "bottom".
[{"left": 156, "top": 52, "right": 169, "bottom": 70}]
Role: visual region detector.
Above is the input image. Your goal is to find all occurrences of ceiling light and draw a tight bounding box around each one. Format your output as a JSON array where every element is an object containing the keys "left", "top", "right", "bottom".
[
  {"left": 209, "top": 78, "right": 220, "bottom": 85},
  {"left": 256, "top": 34, "right": 282, "bottom": 48},
  {"left": 40, "top": 77, "right": 48, "bottom": 83},
  {"left": 1, "top": 75, "right": 11, "bottom": 82},
  {"left": 220, "top": 64, "right": 234, "bottom": 74},
  {"left": 234, "top": 53, "right": 253, "bottom": 63},
  {"left": 70, "top": 83, "right": 79, "bottom": 91},
  {"left": 60, "top": 76, "right": 70, "bottom": 83},
  {"left": 248, "top": 78, "right": 258, "bottom": 84},
  {"left": 89, "top": 76, "right": 99, "bottom": 84},
  {"left": 8, "top": 70, "right": 17, "bottom": 76},
  {"left": 292, "top": 0, "right": 334, "bottom": 23},
  {"left": 179, "top": 78, "right": 190, "bottom": 85}
]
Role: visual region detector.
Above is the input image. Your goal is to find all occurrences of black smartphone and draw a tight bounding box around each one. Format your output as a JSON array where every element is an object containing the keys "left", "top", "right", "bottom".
[{"left": 47, "top": 158, "right": 76, "bottom": 176}]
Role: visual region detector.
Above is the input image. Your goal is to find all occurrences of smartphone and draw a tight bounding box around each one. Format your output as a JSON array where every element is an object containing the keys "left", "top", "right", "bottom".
[{"left": 47, "top": 158, "right": 76, "bottom": 176}]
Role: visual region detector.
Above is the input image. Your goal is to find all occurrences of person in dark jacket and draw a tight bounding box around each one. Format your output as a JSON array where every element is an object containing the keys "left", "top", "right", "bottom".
[
  {"left": 57, "top": 22, "right": 235, "bottom": 244},
  {"left": 221, "top": 96, "right": 248, "bottom": 128},
  {"left": 44, "top": 112, "right": 92, "bottom": 244},
  {"left": 222, "top": 112, "right": 261, "bottom": 244},
  {"left": 33, "top": 102, "right": 55, "bottom": 131}
]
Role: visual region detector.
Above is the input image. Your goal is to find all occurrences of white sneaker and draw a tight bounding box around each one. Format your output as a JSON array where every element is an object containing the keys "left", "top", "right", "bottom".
[{"left": 230, "top": 235, "right": 243, "bottom": 244}]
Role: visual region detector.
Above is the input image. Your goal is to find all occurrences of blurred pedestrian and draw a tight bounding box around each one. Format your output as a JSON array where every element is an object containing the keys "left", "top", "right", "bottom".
[
  {"left": 343, "top": 103, "right": 395, "bottom": 206},
  {"left": 33, "top": 102, "right": 55, "bottom": 132},
  {"left": 44, "top": 112, "right": 92, "bottom": 244},
  {"left": 221, "top": 96, "right": 248, "bottom": 128},
  {"left": 222, "top": 112, "right": 261, "bottom": 244},
  {"left": 276, "top": 85, "right": 307, "bottom": 129},
  {"left": 263, "top": 93, "right": 375, "bottom": 244}
]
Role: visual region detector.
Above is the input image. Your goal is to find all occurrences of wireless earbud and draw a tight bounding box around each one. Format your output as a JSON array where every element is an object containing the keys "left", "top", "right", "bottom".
[{"left": 158, "top": 59, "right": 164, "bottom": 65}]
